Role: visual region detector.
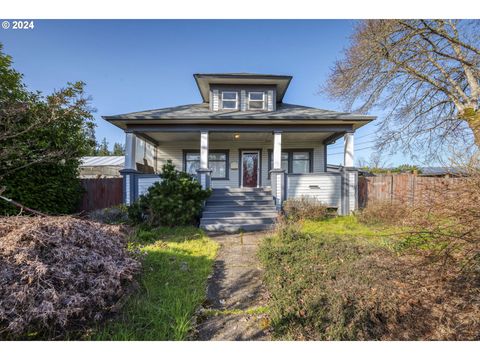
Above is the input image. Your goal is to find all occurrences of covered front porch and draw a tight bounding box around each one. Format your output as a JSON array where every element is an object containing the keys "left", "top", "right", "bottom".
[{"left": 121, "top": 125, "right": 357, "bottom": 215}]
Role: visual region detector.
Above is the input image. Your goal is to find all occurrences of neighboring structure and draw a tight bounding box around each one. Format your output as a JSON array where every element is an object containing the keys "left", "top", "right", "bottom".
[
  {"left": 419, "top": 167, "right": 468, "bottom": 177},
  {"left": 104, "top": 73, "right": 375, "bottom": 231},
  {"left": 79, "top": 156, "right": 124, "bottom": 178}
]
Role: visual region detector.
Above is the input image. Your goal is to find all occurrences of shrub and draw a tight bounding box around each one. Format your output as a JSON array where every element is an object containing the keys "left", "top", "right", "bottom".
[
  {"left": 0, "top": 216, "right": 140, "bottom": 339},
  {"left": 357, "top": 200, "right": 410, "bottom": 227},
  {"left": 0, "top": 45, "right": 95, "bottom": 215},
  {"left": 260, "top": 217, "right": 480, "bottom": 340},
  {"left": 88, "top": 204, "right": 129, "bottom": 224},
  {"left": 283, "top": 197, "right": 334, "bottom": 222},
  {"left": 0, "top": 161, "right": 85, "bottom": 215},
  {"left": 402, "top": 162, "right": 480, "bottom": 264},
  {"left": 128, "top": 161, "right": 211, "bottom": 227}
]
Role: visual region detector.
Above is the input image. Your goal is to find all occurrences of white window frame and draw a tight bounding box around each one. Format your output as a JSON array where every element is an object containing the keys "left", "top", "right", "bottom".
[
  {"left": 248, "top": 91, "right": 265, "bottom": 110},
  {"left": 221, "top": 91, "right": 238, "bottom": 110}
]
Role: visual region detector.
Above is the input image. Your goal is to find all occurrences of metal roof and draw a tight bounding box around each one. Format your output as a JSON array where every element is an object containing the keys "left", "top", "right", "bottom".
[
  {"left": 80, "top": 156, "right": 124, "bottom": 167},
  {"left": 103, "top": 103, "right": 375, "bottom": 122}
]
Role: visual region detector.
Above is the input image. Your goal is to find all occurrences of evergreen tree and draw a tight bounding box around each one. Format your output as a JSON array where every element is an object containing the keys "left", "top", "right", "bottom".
[{"left": 112, "top": 142, "right": 125, "bottom": 156}]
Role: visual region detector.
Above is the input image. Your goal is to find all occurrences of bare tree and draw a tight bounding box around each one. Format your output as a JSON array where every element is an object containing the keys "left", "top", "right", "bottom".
[
  {"left": 357, "top": 151, "right": 391, "bottom": 171},
  {"left": 326, "top": 20, "right": 480, "bottom": 156}
]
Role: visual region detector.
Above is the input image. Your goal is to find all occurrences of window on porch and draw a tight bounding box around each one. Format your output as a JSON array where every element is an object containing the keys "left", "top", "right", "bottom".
[
  {"left": 268, "top": 149, "right": 313, "bottom": 177},
  {"left": 184, "top": 150, "right": 229, "bottom": 179}
]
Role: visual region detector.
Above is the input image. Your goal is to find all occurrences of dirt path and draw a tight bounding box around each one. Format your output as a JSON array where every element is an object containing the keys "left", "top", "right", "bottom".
[{"left": 193, "top": 231, "right": 271, "bottom": 340}]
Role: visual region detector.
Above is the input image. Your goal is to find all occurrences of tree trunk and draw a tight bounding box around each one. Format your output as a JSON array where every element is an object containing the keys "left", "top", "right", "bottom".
[{"left": 465, "top": 110, "right": 480, "bottom": 148}]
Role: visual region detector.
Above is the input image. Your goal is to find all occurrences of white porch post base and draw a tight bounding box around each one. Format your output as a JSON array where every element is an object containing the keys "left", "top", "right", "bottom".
[
  {"left": 196, "top": 168, "right": 212, "bottom": 190},
  {"left": 270, "top": 169, "right": 286, "bottom": 210},
  {"left": 271, "top": 131, "right": 284, "bottom": 209}
]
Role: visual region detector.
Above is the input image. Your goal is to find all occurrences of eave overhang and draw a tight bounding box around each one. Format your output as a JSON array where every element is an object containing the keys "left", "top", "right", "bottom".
[{"left": 193, "top": 73, "right": 293, "bottom": 103}]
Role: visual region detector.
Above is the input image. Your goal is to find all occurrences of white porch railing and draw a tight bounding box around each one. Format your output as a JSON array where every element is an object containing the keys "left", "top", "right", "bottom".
[
  {"left": 123, "top": 170, "right": 357, "bottom": 215},
  {"left": 286, "top": 173, "right": 342, "bottom": 209},
  {"left": 285, "top": 169, "right": 357, "bottom": 214}
]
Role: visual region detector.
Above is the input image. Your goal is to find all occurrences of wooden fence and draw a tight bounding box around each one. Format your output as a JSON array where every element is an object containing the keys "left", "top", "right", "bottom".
[
  {"left": 78, "top": 178, "right": 123, "bottom": 212},
  {"left": 358, "top": 174, "right": 464, "bottom": 208}
]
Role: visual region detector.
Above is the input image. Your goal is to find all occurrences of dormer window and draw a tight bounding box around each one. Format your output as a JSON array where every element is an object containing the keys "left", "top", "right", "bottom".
[
  {"left": 221, "top": 91, "right": 238, "bottom": 110},
  {"left": 248, "top": 91, "right": 265, "bottom": 110}
]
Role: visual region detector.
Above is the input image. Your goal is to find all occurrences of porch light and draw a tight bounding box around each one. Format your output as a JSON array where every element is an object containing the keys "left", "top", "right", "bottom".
[{"left": 234, "top": 134, "right": 240, "bottom": 140}]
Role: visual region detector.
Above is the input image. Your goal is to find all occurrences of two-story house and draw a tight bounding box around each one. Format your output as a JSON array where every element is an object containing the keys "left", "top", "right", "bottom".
[{"left": 103, "top": 73, "right": 375, "bottom": 231}]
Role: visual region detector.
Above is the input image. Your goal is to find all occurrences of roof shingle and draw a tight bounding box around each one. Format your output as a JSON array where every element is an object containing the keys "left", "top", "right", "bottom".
[{"left": 103, "top": 103, "right": 375, "bottom": 121}]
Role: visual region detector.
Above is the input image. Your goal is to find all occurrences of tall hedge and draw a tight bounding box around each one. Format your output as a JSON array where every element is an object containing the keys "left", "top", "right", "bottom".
[{"left": 0, "top": 43, "right": 95, "bottom": 215}]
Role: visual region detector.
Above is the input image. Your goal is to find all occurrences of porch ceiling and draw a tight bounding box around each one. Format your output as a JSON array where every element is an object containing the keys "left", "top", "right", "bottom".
[{"left": 142, "top": 131, "right": 333, "bottom": 143}]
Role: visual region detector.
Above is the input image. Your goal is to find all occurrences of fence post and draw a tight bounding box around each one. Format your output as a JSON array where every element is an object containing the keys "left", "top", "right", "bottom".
[{"left": 390, "top": 174, "right": 394, "bottom": 204}]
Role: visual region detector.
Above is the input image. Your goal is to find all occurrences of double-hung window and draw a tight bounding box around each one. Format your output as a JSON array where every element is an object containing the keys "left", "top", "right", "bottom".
[
  {"left": 184, "top": 150, "right": 229, "bottom": 179},
  {"left": 221, "top": 91, "right": 238, "bottom": 110},
  {"left": 292, "top": 152, "right": 310, "bottom": 173},
  {"left": 268, "top": 149, "right": 313, "bottom": 177},
  {"left": 185, "top": 152, "right": 201, "bottom": 175},
  {"left": 248, "top": 91, "right": 265, "bottom": 110}
]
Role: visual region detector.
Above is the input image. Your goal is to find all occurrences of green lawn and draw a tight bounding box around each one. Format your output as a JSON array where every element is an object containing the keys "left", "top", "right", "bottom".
[
  {"left": 259, "top": 216, "right": 402, "bottom": 340},
  {"left": 92, "top": 226, "right": 218, "bottom": 340}
]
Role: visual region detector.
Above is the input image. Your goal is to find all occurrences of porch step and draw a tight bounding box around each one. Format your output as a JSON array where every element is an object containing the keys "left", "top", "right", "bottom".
[
  {"left": 212, "top": 187, "right": 271, "bottom": 193},
  {"left": 200, "top": 188, "right": 278, "bottom": 233},
  {"left": 201, "top": 223, "right": 276, "bottom": 232},
  {"left": 200, "top": 217, "right": 276, "bottom": 226},
  {"left": 202, "top": 210, "right": 278, "bottom": 218},
  {"left": 203, "top": 205, "right": 278, "bottom": 212},
  {"left": 207, "top": 199, "right": 273, "bottom": 206},
  {"left": 209, "top": 193, "right": 272, "bottom": 200},
  {"left": 207, "top": 197, "right": 274, "bottom": 204}
]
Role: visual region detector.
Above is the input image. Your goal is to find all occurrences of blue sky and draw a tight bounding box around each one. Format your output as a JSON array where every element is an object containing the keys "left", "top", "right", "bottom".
[{"left": 1, "top": 19, "right": 408, "bottom": 165}]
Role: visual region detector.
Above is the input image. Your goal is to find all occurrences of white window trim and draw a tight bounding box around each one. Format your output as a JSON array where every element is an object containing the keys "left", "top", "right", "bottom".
[
  {"left": 248, "top": 91, "right": 265, "bottom": 110},
  {"left": 221, "top": 91, "right": 238, "bottom": 110}
]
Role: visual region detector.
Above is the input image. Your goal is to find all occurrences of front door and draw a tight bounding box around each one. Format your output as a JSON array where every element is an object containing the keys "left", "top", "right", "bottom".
[{"left": 241, "top": 151, "right": 260, "bottom": 187}]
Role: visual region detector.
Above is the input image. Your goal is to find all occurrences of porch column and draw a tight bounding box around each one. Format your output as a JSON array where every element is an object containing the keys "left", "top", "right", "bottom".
[
  {"left": 270, "top": 131, "right": 285, "bottom": 210},
  {"left": 197, "top": 131, "right": 212, "bottom": 189},
  {"left": 125, "top": 132, "right": 137, "bottom": 170},
  {"left": 120, "top": 132, "right": 138, "bottom": 205},
  {"left": 342, "top": 132, "right": 356, "bottom": 215},
  {"left": 344, "top": 132, "right": 354, "bottom": 167}
]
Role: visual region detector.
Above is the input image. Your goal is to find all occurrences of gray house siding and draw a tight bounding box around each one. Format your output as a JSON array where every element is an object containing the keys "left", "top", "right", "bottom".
[
  {"left": 155, "top": 140, "right": 326, "bottom": 189},
  {"left": 210, "top": 85, "right": 277, "bottom": 112}
]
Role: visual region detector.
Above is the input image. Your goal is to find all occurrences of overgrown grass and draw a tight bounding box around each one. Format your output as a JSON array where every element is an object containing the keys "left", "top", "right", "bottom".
[
  {"left": 91, "top": 226, "right": 218, "bottom": 340},
  {"left": 259, "top": 216, "right": 480, "bottom": 340}
]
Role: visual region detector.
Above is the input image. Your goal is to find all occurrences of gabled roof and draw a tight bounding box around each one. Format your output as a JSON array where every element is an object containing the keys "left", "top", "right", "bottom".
[
  {"left": 193, "top": 73, "right": 292, "bottom": 103},
  {"left": 103, "top": 103, "right": 376, "bottom": 122}
]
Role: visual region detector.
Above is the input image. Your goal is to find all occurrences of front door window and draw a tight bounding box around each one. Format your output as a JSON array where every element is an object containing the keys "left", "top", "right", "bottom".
[{"left": 242, "top": 152, "right": 259, "bottom": 187}]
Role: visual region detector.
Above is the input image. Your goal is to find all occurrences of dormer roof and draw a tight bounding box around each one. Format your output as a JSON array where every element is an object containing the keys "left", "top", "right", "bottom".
[{"left": 193, "top": 73, "right": 292, "bottom": 103}]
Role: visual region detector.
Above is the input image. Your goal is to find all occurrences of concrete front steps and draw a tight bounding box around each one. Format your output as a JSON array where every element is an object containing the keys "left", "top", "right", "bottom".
[{"left": 200, "top": 188, "right": 278, "bottom": 232}]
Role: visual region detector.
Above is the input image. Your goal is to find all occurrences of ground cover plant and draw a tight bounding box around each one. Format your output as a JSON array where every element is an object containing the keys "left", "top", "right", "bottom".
[
  {"left": 0, "top": 216, "right": 140, "bottom": 340},
  {"left": 260, "top": 214, "right": 480, "bottom": 340},
  {"left": 92, "top": 226, "right": 218, "bottom": 340}
]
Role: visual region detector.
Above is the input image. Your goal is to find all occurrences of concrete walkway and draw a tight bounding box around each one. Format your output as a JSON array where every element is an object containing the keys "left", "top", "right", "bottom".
[{"left": 194, "top": 231, "right": 271, "bottom": 341}]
